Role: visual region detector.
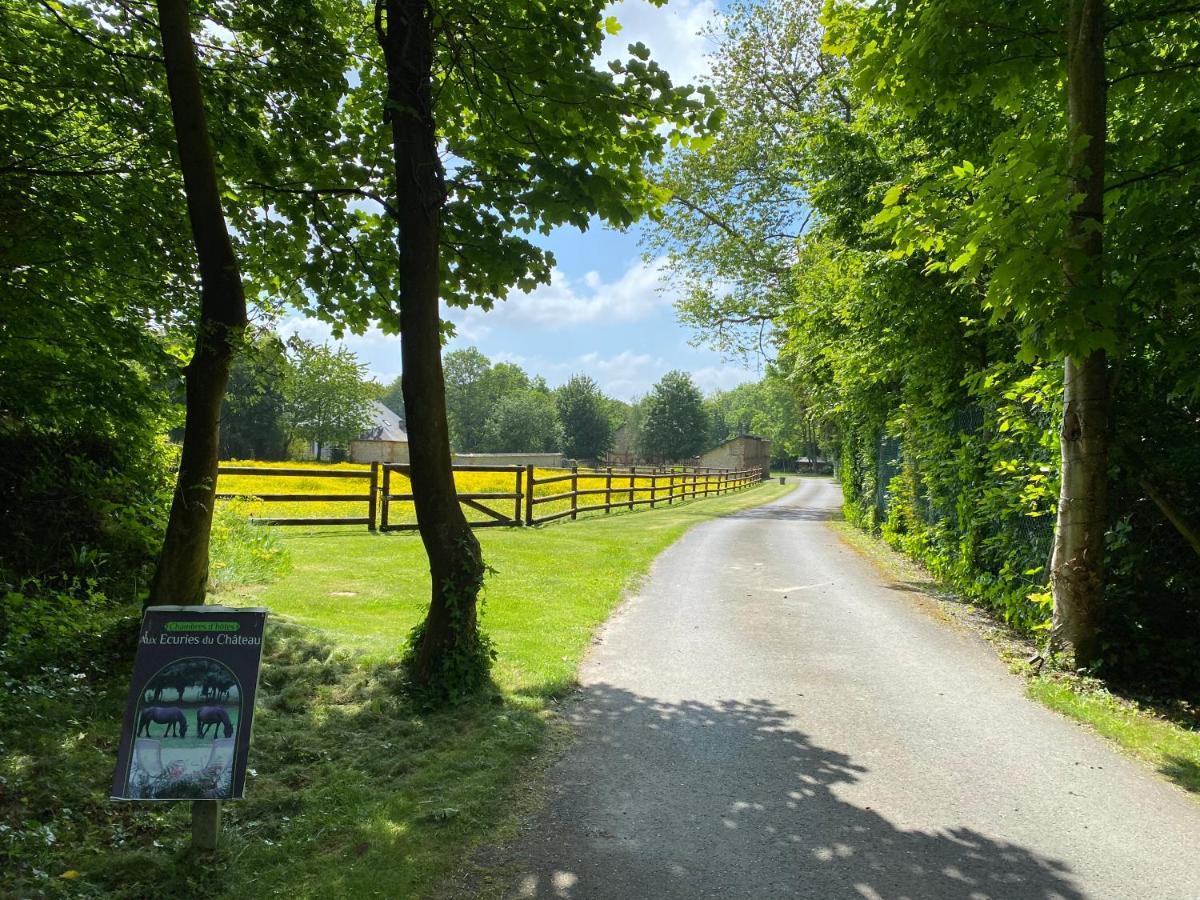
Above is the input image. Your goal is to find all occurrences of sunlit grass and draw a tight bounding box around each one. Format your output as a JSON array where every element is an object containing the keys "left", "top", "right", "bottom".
[{"left": 1028, "top": 679, "right": 1200, "bottom": 794}]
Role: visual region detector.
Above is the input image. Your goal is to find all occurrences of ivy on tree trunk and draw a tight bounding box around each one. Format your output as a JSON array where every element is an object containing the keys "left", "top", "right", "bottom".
[{"left": 147, "top": 0, "right": 247, "bottom": 607}]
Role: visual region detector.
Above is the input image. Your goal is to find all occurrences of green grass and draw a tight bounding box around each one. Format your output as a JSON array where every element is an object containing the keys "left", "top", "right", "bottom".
[
  {"left": 1028, "top": 679, "right": 1200, "bottom": 794},
  {"left": 1, "top": 479, "right": 791, "bottom": 899}
]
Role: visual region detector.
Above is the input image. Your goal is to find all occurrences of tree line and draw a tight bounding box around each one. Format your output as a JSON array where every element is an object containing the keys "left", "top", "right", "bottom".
[
  {"left": 221, "top": 334, "right": 376, "bottom": 460},
  {"left": 651, "top": 0, "right": 1200, "bottom": 695}
]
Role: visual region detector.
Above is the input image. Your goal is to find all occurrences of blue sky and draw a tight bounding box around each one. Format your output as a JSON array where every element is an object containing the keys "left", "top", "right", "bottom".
[{"left": 279, "top": 0, "right": 760, "bottom": 402}]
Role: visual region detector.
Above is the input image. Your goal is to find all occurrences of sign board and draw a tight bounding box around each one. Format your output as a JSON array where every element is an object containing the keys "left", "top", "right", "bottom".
[{"left": 111, "top": 606, "right": 267, "bottom": 801}]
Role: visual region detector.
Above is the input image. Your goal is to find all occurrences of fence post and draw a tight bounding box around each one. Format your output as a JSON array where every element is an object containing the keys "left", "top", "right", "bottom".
[
  {"left": 570, "top": 465, "right": 578, "bottom": 520},
  {"left": 514, "top": 466, "right": 524, "bottom": 526},
  {"left": 380, "top": 465, "right": 391, "bottom": 530},
  {"left": 629, "top": 465, "right": 636, "bottom": 510},
  {"left": 650, "top": 471, "right": 657, "bottom": 508},
  {"left": 605, "top": 466, "right": 612, "bottom": 513},
  {"left": 525, "top": 464, "right": 535, "bottom": 525},
  {"left": 367, "top": 462, "right": 379, "bottom": 531}
]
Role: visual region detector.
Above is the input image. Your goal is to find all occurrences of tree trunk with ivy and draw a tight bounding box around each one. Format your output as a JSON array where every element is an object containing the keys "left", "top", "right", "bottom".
[
  {"left": 376, "top": 0, "right": 490, "bottom": 698},
  {"left": 148, "top": 0, "right": 247, "bottom": 607},
  {"left": 1049, "top": 0, "right": 1108, "bottom": 667}
]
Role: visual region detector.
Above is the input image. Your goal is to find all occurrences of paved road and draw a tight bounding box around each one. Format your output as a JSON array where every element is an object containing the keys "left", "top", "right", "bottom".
[{"left": 489, "top": 479, "right": 1199, "bottom": 900}]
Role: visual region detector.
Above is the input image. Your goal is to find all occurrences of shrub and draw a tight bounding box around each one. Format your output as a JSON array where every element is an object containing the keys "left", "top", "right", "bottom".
[{"left": 207, "top": 501, "right": 291, "bottom": 592}]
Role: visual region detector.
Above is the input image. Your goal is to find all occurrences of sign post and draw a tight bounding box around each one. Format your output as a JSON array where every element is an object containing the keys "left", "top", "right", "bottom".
[{"left": 111, "top": 606, "right": 268, "bottom": 850}]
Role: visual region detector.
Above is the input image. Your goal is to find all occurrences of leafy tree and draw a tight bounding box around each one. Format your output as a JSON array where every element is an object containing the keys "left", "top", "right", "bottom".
[
  {"left": 443, "top": 349, "right": 534, "bottom": 451},
  {"left": 640, "top": 371, "right": 709, "bottom": 463},
  {"left": 556, "top": 375, "right": 613, "bottom": 461},
  {"left": 481, "top": 390, "right": 563, "bottom": 453},
  {"left": 282, "top": 338, "right": 375, "bottom": 458},
  {"left": 834, "top": 0, "right": 1200, "bottom": 665},
  {"left": 220, "top": 332, "right": 291, "bottom": 460},
  {"left": 443, "top": 348, "right": 496, "bottom": 451},
  {"left": 378, "top": 376, "right": 407, "bottom": 427},
  {"left": 654, "top": 0, "right": 1200, "bottom": 688},
  {"left": 364, "top": 0, "right": 713, "bottom": 697}
]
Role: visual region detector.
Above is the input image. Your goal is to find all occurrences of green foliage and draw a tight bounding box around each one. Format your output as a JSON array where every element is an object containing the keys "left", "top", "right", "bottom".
[
  {"left": 653, "top": 0, "right": 1200, "bottom": 697},
  {"left": 207, "top": 502, "right": 291, "bottom": 592},
  {"left": 444, "top": 348, "right": 532, "bottom": 452},
  {"left": 378, "top": 376, "right": 407, "bottom": 428},
  {"left": 401, "top": 540, "right": 497, "bottom": 706},
  {"left": 481, "top": 390, "right": 563, "bottom": 454},
  {"left": 220, "top": 333, "right": 292, "bottom": 460},
  {"left": 639, "top": 370, "right": 709, "bottom": 462},
  {"left": 556, "top": 374, "right": 614, "bottom": 460},
  {"left": 282, "top": 337, "right": 376, "bottom": 457}
]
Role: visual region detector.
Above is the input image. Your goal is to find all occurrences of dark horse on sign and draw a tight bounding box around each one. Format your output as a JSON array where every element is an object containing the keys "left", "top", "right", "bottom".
[
  {"left": 137, "top": 706, "right": 188, "bottom": 738},
  {"left": 197, "top": 706, "right": 234, "bottom": 739}
]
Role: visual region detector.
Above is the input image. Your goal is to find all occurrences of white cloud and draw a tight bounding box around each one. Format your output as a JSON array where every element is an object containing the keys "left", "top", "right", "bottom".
[
  {"left": 600, "top": 0, "right": 719, "bottom": 87},
  {"left": 690, "top": 363, "right": 760, "bottom": 395},
  {"left": 446, "top": 257, "right": 674, "bottom": 335},
  {"left": 272, "top": 253, "right": 759, "bottom": 400}
]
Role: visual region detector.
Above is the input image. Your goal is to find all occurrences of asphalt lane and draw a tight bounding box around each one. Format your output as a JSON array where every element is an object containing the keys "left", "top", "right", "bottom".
[{"left": 495, "top": 478, "right": 1199, "bottom": 899}]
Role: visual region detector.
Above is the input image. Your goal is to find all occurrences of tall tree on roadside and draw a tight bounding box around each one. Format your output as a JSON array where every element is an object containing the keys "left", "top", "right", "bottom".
[
  {"left": 835, "top": 0, "right": 1200, "bottom": 666},
  {"left": 640, "top": 371, "right": 709, "bottom": 463},
  {"left": 1051, "top": 0, "right": 1108, "bottom": 665},
  {"left": 148, "top": 0, "right": 247, "bottom": 606},
  {"left": 370, "top": 0, "right": 712, "bottom": 697},
  {"left": 556, "top": 375, "right": 613, "bottom": 461}
]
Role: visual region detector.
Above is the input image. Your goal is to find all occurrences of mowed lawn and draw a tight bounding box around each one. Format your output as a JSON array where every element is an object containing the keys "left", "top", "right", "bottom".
[{"left": 234, "top": 479, "right": 794, "bottom": 699}]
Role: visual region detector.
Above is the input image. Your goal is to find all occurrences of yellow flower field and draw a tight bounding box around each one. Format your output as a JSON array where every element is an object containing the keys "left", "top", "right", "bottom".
[{"left": 217, "top": 459, "right": 757, "bottom": 527}]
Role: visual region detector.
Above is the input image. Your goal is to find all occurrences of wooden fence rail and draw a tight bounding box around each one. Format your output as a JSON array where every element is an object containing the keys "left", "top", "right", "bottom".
[
  {"left": 216, "top": 464, "right": 379, "bottom": 529},
  {"left": 216, "top": 462, "right": 766, "bottom": 530}
]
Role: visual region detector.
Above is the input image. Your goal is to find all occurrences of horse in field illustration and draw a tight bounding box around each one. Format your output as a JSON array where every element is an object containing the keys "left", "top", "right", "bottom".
[
  {"left": 197, "top": 705, "right": 234, "bottom": 739},
  {"left": 137, "top": 706, "right": 188, "bottom": 738}
]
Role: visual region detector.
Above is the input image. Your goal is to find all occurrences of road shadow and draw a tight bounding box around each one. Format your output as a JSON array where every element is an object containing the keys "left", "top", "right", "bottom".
[
  {"left": 493, "top": 684, "right": 1083, "bottom": 900},
  {"left": 725, "top": 504, "right": 840, "bottom": 522}
]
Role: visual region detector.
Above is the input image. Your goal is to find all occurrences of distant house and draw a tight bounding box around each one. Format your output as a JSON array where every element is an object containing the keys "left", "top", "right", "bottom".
[
  {"left": 697, "top": 435, "right": 771, "bottom": 478},
  {"left": 796, "top": 455, "right": 833, "bottom": 474},
  {"left": 604, "top": 424, "right": 636, "bottom": 466},
  {"left": 346, "top": 400, "right": 409, "bottom": 464}
]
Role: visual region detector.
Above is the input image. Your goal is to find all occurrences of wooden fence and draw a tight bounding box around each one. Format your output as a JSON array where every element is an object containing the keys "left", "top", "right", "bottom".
[{"left": 216, "top": 463, "right": 765, "bottom": 531}]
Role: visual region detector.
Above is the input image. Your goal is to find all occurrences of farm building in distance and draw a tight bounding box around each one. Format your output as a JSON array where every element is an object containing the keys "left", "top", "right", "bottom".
[
  {"left": 345, "top": 400, "right": 409, "bottom": 464},
  {"left": 698, "top": 435, "right": 771, "bottom": 477},
  {"left": 605, "top": 423, "right": 636, "bottom": 466}
]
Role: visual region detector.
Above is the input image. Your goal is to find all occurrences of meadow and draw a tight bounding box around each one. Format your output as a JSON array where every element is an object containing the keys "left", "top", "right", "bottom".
[{"left": 217, "top": 459, "right": 752, "bottom": 526}]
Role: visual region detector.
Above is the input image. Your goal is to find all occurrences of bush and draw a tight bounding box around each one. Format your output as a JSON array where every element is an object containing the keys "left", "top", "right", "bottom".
[{"left": 207, "top": 501, "right": 291, "bottom": 592}]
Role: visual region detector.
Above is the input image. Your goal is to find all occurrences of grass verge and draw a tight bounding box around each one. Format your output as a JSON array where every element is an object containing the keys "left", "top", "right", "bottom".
[
  {"left": 831, "top": 518, "right": 1200, "bottom": 798},
  {"left": 1, "top": 479, "right": 792, "bottom": 899}
]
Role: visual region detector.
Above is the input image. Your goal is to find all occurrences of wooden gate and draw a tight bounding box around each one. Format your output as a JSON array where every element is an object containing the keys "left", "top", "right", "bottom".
[{"left": 379, "top": 464, "right": 524, "bottom": 531}]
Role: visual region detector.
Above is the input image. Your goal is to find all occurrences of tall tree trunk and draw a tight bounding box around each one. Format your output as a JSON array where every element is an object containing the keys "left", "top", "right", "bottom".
[
  {"left": 1049, "top": 0, "right": 1108, "bottom": 666},
  {"left": 377, "top": 0, "right": 488, "bottom": 694},
  {"left": 147, "top": 0, "right": 247, "bottom": 607}
]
